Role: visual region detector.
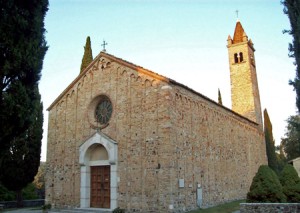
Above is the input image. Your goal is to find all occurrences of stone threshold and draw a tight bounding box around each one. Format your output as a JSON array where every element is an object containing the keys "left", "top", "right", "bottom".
[{"left": 49, "top": 208, "right": 112, "bottom": 213}]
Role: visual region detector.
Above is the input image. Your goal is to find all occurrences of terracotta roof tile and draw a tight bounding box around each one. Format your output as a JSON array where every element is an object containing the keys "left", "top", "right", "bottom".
[{"left": 233, "top": 21, "right": 245, "bottom": 44}]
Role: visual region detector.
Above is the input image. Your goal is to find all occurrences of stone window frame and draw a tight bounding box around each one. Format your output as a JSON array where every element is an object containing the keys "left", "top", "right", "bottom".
[
  {"left": 234, "top": 52, "right": 244, "bottom": 64},
  {"left": 87, "top": 94, "right": 113, "bottom": 130}
]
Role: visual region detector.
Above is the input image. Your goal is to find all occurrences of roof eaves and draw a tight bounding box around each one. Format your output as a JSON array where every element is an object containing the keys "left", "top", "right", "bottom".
[
  {"left": 46, "top": 52, "right": 102, "bottom": 111},
  {"left": 47, "top": 51, "right": 259, "bottom": 126}
]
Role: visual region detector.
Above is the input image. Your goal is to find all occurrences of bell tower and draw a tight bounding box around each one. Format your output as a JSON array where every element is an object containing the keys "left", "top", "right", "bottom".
[{"left": 227, "top": 20, "right": 262, "bottom": 126}]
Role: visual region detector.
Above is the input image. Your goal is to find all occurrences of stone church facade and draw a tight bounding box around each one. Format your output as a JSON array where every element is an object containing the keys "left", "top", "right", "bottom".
[{"left": 45, "top": 21, "right": 267, "bottom": 212}]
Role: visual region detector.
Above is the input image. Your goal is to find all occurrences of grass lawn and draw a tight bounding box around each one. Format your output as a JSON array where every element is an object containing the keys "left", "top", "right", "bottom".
[{"left": 188, "top": 200, "right": 245, "bottom": 213}]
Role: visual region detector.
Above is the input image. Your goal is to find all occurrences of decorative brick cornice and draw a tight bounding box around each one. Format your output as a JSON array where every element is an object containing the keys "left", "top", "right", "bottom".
[{"left": 47, "top": 51, "right": 259, "bottom": 126}]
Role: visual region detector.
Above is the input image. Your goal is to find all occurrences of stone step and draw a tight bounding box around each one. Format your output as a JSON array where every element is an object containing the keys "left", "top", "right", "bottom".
[{"left": 49, "top": 208, "right": 111, "bottom": 213}]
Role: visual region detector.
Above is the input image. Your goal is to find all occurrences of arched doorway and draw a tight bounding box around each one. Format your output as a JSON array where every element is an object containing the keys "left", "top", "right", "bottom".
[{"left": 79, "top": 132, "right": 118, "bottom": 210}]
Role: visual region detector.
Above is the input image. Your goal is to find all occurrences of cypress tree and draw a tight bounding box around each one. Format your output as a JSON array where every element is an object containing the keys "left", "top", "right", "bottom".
[
  {"left": 247, "top": 165, "right": 286, "bottom": 203},
  {"left": 0, "top": 0, "right": 48, "bottom": 206},
  {"left": 282, "top": 0, "right": 300, "bottom": 113},
  {"left": 279, "top": 164, "right": 300, "bottom": 202},
  {"left": 80, "top": 36, "right": 93, "bottom": 73},
  {"left": 218, "top": 88, "right": 223, "bottom": 105},
  {"left": 264, "top": 109, "right": 278, "bottom": 172}
]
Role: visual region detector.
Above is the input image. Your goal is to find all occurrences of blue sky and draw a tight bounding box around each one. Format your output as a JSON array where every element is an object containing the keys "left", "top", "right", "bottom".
[{"left": 41, "top": 0, "right": 295, "bottom": 161}]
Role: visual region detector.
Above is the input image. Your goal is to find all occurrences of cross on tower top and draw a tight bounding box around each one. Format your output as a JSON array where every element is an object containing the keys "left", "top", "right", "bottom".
[
  {"left": 235, "top": 10, "right": 239, "bottom": 21},
  {"left": 101, "top": 40, "right": 108, "bottom": 52}
]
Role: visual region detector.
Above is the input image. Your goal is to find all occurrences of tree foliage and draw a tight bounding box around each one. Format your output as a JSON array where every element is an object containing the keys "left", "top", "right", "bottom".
[
  {"left": 33, "top": 162, "right": 45, "bottom": 198},
  {"left": 0, "top": 0, "right": 48, "bottom": 206},
  {"left": 0, "top": 184, "right": 15, "bottom": 201},
  {"left": 0, "top": 182, "right": 39, "bottom": 201},
  {"left": 281, "top": 115, "right": 300, "bottom": 161},
  {"left": 80, "top": 36, "right": 93, "bottom": 73},
  {"left": 21, "top": 183, "right": 39, "bottom": 200},
  {"left": 283, "top": 0, "right": 300, "bottom": 112},
  {"left": 279, "top": 164, "right": 300, "bottom": 202},
  {"left": 264, "top": 109, "right": 278, "bottom": 172},
  {"left": 280, "top": 164, "right": 300, "bottom": 186},
  {"left": 276, "top": 144, "right": 287, "bottom": 173},
  {"left": 247, "top": 165, "right": 286, "bottom": 203}
]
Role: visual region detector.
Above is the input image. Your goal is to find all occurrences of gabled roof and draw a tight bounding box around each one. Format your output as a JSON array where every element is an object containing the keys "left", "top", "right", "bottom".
[
  {"left": 289, "top": 156, "right": 300, "bottom": 163},
  {"left": 47, "top": 51, "right": 258, "bottom": 126},
  {"left": 233, "top": 21, "right": 246, "bottom": 44}
]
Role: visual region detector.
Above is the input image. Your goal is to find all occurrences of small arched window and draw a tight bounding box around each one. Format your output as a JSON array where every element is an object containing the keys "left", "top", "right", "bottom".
[
  {"left": 239, "top": 52, "right": 243, "bottom": 62},
  {"left": 234, "top": 53, "right": 238, "bottom": 63}
]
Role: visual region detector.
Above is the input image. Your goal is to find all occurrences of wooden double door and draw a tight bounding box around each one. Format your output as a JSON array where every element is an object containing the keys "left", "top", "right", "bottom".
[{"left": 90, "top": 166, "right": 110, "bottom": 208}]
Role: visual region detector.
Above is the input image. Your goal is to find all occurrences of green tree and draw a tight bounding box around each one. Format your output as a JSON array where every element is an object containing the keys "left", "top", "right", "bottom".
[
  {"left": 275, "top": 144, "right": 287, "bottom": 173},
  {"left": 218, "top": 88, "right": 223, "bottom": 105},
  {"left": 0, "top": 0, "right": 48, "bottom": 207},
  {"left": 281, "top": 115, "right": 300, "bottom": 161},
  {"left": 264, "top": 109, "right": 278, "bottom": 172},
  {"left": 283, "top": 0, "right": 300, "bottom": 112},
  {"left": 80, "top": 36, "right": 93, "bottom": 73},
  {"left": 0, "top": 182, "right": 39, "bottom": 201},
  {"left": 279, "top": 164, "right": 300, "bottom": 202},
  {"left": 247, "top": 165, "right": 286, "bottom": 203}
]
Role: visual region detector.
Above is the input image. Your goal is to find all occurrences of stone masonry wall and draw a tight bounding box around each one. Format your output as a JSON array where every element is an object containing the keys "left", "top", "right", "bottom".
[
  {"left": 168, "top": 85, "right": 266, "bottom": 211},
  {"left": 227, "top": 41, "right": 263, "bottom": 126},
  {"left": 46, "top": 52, "right": 267, "bottom": 213},
  {"left": 240, "top": 203, "right": 300, "bottom": 213},
  {"left": 46, "top": 54, "right": 172, "bottom": 211}
]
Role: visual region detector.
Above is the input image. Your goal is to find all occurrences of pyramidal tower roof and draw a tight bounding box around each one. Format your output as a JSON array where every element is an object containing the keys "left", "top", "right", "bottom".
[{"left": 232, "top": 20, "right": 246, "bottom": 44}]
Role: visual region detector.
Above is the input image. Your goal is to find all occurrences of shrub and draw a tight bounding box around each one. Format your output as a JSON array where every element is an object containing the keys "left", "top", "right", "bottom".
[
  {"left": 279, "top": 164, "right": 300, "bottom": 186},
  {"left": 0, "top": 184, "right": 15, "bottom": 201},
  {"left": 113, "top": 207, "right": 125, "bottom": 213},
  {"left": 247, "top": 165, "right": 286, "bottom": 203},
  {"left": 22, "top": 183, "right": 38, "bottom": 200},
  {"left": 0, "top": 182, "right": 39, "bottom": 201},
  {"left": 279, "top": 164, "right": 300, "bottom": 202},
  {"left": 42, "top": 204, "right": 51, "bottom": 210}
]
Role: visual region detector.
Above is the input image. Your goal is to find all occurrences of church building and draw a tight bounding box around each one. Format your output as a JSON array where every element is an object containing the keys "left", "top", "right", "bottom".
[{"left": 45, "top": 21, "right": 267, "bottom": 212}]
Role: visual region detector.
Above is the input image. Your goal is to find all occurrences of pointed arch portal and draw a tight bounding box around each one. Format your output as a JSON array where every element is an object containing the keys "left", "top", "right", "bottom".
[{"left": 79, "top": 132, "right": 118, "bottom": 210}]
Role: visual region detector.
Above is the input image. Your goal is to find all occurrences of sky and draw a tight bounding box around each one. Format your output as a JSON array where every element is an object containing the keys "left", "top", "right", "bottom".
[{"left": 40, "top": 0, "right": 296, "bottom": 162}]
